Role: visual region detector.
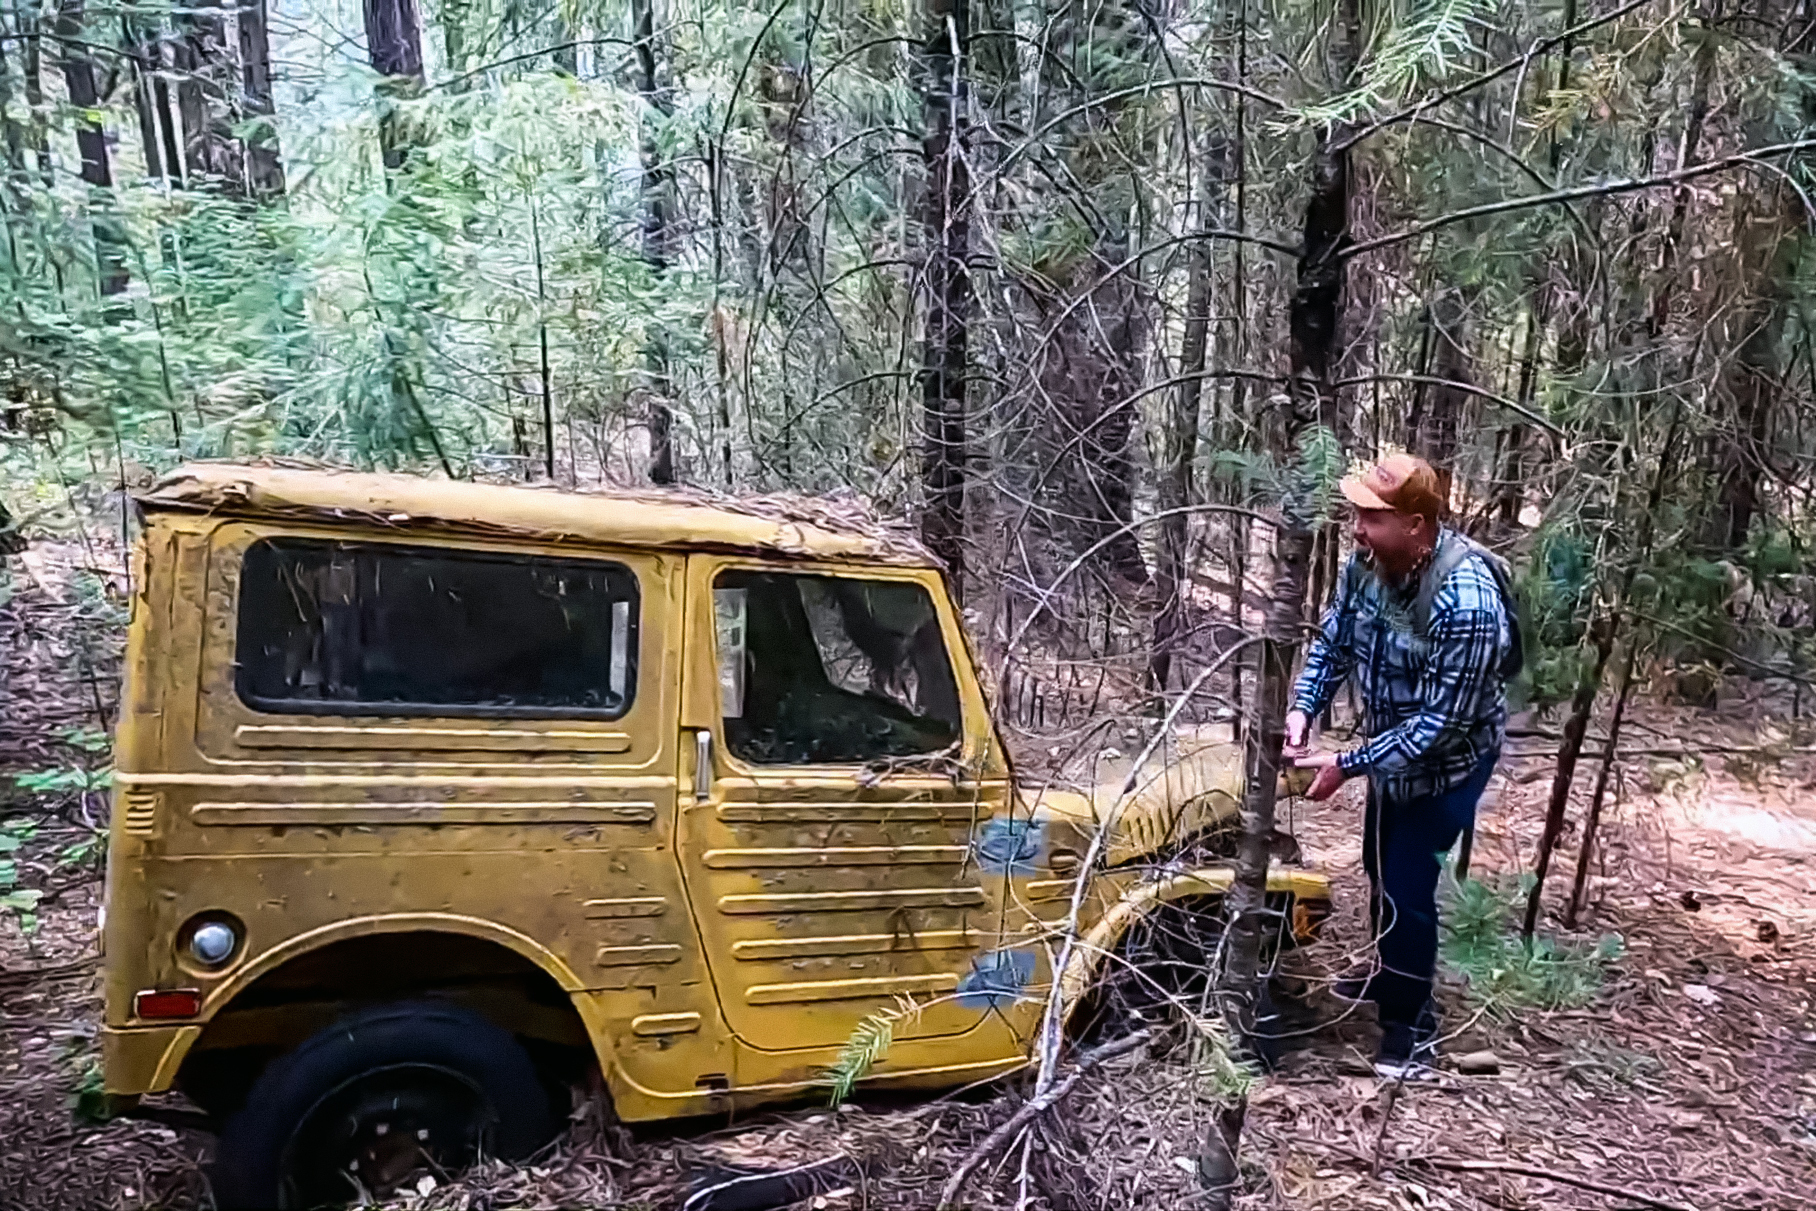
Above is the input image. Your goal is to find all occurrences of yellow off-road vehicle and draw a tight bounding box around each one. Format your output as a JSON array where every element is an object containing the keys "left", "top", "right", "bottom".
[{"left": 101, "top": 464, "right": 1330, "bottom": 1207}]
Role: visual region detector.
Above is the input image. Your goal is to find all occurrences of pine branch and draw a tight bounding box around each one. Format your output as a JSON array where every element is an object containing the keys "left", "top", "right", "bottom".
[{"left": 1344, "top": 138, "right": 1816, "bottom": 261}]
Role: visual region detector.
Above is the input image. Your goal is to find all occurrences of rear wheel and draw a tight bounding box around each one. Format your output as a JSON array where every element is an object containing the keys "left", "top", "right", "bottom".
[{"left": 212, "top": 1001, "right": 557, "bottom": 1209}]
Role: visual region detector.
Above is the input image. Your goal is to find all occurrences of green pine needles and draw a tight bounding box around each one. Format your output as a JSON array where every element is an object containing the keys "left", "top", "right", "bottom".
[
  {"left": 826, "top": 999, "right": 922, "bottom": 1107},
  {"left": 1188, "top": 1014, "right": 1259, "bottom": 1102},
  {"left": 1440, "top": 869, "right": 1624, "bottom": 1012}
]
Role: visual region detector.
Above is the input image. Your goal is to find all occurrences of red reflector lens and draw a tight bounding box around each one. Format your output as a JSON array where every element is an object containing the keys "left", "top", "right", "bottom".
[{"left": 134, "top": 989, "right": 203, "bottom": 1019}]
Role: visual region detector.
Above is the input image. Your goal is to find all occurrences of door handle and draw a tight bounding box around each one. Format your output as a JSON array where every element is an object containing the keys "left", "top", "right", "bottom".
[{"left": 693, "top": 729, "right": 714, "bottom": 803}]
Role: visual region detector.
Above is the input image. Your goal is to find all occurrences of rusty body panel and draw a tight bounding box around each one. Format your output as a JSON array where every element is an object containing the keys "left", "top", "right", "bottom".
[
  {"left": 103, "top": 465, "right": 1332, "bottom": 1122},
  {"left": 138, "top": 463, "right": 935, "bottom": 566}
]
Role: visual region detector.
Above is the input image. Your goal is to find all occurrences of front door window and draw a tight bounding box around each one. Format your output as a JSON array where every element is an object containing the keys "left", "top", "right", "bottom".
[{"left": 711, "top": 570, "right": 961, "bottom": 764}]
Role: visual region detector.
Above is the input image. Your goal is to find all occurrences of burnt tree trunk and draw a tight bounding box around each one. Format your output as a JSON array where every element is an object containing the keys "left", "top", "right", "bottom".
[
  {"left": 1526, "top": 404, "right": 1682, "bottom": 932},
  {"left": 919, "top": 0, "right": 970, "bottom": 589},
  {"left": 1495, "top": 298, "right": 1545, "bottom": 525},
  {"left": 1565, "top": 641, "right": 1637, "bottom": 929},
  {"left": 1496, "top": 1, "right": 1583, "bottom": 526},
  {"left": 173, "top": 0, "right": 247, "bottom": 190},
  {"left": 1026, "top": 0, "right": 1152, "bottom": 586},
  {"left": 442, "top": 0, "right": 471, "bottom": 81},
  {"left": 1706, "top": 188, "right": 1796, "bottom": 553},
  {"left": 1206, "top": 0, "right": 1358, "bottom": 1200},
  {"left": 365, "top": 0, "right": 426, "bottom": 171},
  {"left": 1523, "top": 611, "right": 1616, "bottom": 938},
  {"left": 0, "top": 20, "right": 26, "bottom": 207},
  {"left": 633, "top": 0, "right": 680, "bottom": 484},
  {"left": 53, "top": 0, "right": 129, "bottom": 297},
  {"left": 17, "top": 7, "right": 51, "bottom": 187}
]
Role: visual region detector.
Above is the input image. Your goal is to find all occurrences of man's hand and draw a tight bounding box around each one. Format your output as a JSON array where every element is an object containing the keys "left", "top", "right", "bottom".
[
  {"left": 1292, "top": 750, "right": 1348, "bottom": 801},
  {"left": 1284, "top": 709, "right": 1310, "bottom": 755}
]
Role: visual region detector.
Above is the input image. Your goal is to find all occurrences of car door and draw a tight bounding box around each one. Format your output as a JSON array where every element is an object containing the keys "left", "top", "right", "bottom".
[{"left": 675, "top": 555, "right": 1018, "bottom": 1053}]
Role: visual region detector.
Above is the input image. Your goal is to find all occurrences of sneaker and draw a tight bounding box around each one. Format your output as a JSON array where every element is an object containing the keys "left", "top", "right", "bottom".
[
  {"left": 1331, "top": 964, "right": 1378, "bottom": 1004},
  {"left": 1374, "top": 1018, "right": 1438, "bottom": 1081}
]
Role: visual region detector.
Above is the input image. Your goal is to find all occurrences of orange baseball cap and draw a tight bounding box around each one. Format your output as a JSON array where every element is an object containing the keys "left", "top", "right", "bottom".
[{"left": 1340, "top": 452, "right": 1444, "bottom": 519}]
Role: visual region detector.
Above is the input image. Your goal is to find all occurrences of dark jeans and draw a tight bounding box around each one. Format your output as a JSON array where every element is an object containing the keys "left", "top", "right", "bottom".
[{"left": 1362, "top": 753, "right": 1499, "bottom": 1026}]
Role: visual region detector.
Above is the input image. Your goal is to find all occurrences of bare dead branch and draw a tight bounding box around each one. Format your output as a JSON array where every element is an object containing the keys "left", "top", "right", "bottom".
[{"left": 936, "top": 1026, "right": 1155, "bottom": 1209}]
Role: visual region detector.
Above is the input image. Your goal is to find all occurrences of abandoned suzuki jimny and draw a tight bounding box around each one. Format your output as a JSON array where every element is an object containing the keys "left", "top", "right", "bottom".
[{"left": 101, "top": 464, "right": 1331, "bottom": 1207}]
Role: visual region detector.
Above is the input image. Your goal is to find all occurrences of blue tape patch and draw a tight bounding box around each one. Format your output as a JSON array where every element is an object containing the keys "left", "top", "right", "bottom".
[
  {"left": 956, "top": 947, "right": 1037, "bottom": 1010},
  {"left": 973, "top": 816, "right": 1045, "bottom": 876}
]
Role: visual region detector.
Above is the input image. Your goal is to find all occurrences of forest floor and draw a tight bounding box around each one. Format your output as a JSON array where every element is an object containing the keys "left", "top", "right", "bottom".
[
  {"left": 3, "top": 697, "right": 1812, "bottom": 1211},
  {"left": 2, "top": 543, "right": 1814, "bottom": 1209}
]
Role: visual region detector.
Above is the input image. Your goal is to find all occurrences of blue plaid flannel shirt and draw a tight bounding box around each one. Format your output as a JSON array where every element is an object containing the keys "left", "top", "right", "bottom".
[{"left": 1291, "top": 529, "right": 1510, "bottom": 802}]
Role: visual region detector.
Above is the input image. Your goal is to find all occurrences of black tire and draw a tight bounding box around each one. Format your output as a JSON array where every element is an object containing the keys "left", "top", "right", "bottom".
[
  {"left": 211, "top": 1000, "right": 556, "bottom": 1210},
  {"left": 1072, "top": 900, "right": 1284, "bottom": 1069}
]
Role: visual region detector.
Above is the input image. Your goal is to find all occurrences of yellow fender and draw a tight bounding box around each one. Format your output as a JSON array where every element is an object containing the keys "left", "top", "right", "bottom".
[
  {"left": 112, "top": 913, "right": 608, "bottom": 1095},
  {"left": 1056, "top": 866, "right": 1331, "bottom": 1023}
]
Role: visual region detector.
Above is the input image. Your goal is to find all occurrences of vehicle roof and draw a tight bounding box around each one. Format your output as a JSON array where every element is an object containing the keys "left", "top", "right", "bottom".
[{"left": 138, "top": 463, "right": 938, "bottom": 567}]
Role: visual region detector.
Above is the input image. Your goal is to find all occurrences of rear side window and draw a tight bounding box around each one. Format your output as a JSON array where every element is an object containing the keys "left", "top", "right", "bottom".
[{"left": 235, "top": 538, "right": 639, "bottom": 718}]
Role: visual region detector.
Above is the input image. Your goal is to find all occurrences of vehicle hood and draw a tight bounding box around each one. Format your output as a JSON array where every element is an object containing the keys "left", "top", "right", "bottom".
[{"left": 1016, "top": 738, "right": 1245, "bottom": 867}]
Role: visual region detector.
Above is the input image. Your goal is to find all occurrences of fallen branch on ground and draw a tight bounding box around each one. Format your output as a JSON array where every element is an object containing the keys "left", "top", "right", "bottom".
[
  {"left": 0, "top": 956, "right": 96, "bottom": 988},
  {"left": 937, "top": 1026, "right": 1155, "bottom": 1209},
  {"left": 1505, "top": 726, "right": 1816, "bottom": 758},
  {"left": 1400, "top": 1155, "right": 1702, "bottom": 1211}
]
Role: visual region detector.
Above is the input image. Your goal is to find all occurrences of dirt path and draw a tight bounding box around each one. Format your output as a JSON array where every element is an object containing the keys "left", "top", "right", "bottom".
[
  {"left": 1236, "top": 702, "right": 1816, "bottom": 1211},
  {"left": 3, "top": 703, "right": 1812, "bottom": 1210}
]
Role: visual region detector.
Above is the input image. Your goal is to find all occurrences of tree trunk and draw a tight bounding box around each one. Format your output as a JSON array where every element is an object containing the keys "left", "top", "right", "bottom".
[
  {"left": 1523, "top": 612, "right": 1616, "bottom": 938},
  {"left": 1412, "top": 288, "right": 1469, "bottom": 507},
  {"left": 1206, "top": 0, "right": 1358, "bottom": 1199},
  {"left": 53, "top": 0, "right": 129, "bottom": 297},
  {"left": 1149, "top": 136, "right": 1232, "bottom": 696},
  {"left": 1496, "top": 1, "right": 1585, "bottom": 527},
  {"left": 365, "top": 0, "right": 426, "bottom": 170},
  {"left": 0, "top": 18, "right": 25, "bottom": 193},
  {"left": 1221, "top": 0, "right": 1252, "bottom": 703},
  {"left": 1705, "top": 187, "right": 1797, "bottom": 552},
  {"left": 1025, "top": 0, "right": 1153, "bottom": 586},
  {"left": 174, "top": 0, "right": 244, "bottom": 190},
  {"left": 1495, "top": 298, "right": 1545, "bottom": 526},
  {"left": 1565, "top": 642, "right": 1637, "bottom": 929},
  {"left": 972, "top": 0, "right": 1019, "bottom": 123},
  {"left": 633, "top": 0, "right": 679, "bottom": 485},
  {"left": 16, "top": 7, "right": 51, "bottom": 187},
  {"left": 918, "top": 0, "right": 970, "bottom": 590},
  {"left": 238, "top": 0, "right": 287, "bottom": 198},
  {"left": 443, "top": 0, "right": 470, "bottom": 81},
  {"left": 123, "top": 18, "right": 176, "bottom": 185}
]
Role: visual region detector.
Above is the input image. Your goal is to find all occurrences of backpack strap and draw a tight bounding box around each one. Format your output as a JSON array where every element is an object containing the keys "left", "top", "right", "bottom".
[
  {"left": 1413, "top": 532, "right": 1517, "bottom": 632},
  {"left": 1413, "top": 532, "right": 1473, "bottom": 637},
  {"left": 1413, "top": 530, "right": 1524, "bottom": 677},
  {"left": 1339, "top": 550, "right": 1368, "bottom": 608}
]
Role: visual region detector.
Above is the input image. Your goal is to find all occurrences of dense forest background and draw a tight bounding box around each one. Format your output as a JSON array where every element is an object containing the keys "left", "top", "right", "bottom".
[
  {"left": 3, "top": 0, "right": 1815, "bottom": 773},
  {"left": 3, "top": 3, "right": 1816, "bottom": 1204}
]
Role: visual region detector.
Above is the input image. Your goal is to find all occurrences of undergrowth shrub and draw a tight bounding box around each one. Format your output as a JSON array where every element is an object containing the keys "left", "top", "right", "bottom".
[{"left": 1440, "top": 870, "right": 1623, "bottom": 1012}]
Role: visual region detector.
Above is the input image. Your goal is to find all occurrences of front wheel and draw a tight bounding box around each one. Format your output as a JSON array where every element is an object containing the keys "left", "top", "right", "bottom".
[{"left": 212, "top": 1001, "right": 557, "bottom": 1209}]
